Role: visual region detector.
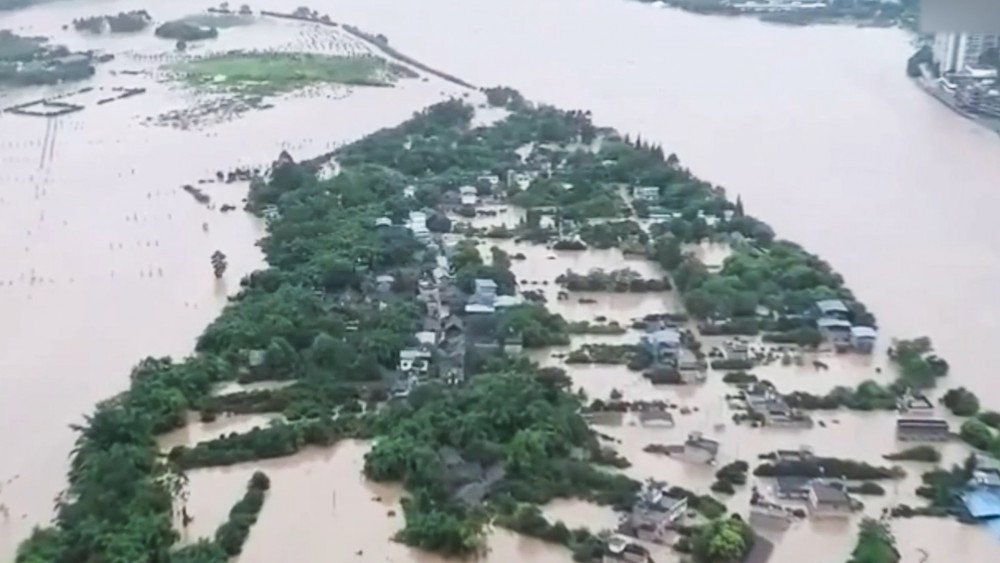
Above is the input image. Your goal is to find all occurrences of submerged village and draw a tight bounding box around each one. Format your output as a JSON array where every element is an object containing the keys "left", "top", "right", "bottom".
[{"left": 2, "top": 2, "right": 1000, "bottom": 563}]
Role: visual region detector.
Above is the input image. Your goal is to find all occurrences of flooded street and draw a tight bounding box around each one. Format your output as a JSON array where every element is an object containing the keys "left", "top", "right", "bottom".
[{"left": 2, "top": 0, "right": 1000, "bottom": 561}]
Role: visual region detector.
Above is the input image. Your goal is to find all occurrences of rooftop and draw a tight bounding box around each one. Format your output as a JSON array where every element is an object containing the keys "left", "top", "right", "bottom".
[
  {"left": 815, "top": 299, "right": 849, "bottom": 315},
  {"left": 685, "top": 433, "right": 720, "bottom": 455},
  {"left": 897, "top": 418, "right": 949, "bottom": 429},
  {"left": 850, "top": 325, "right": 877, "bottom": 339},
  {"left": 810, "top": 482, "right": 851, "bottom": 504},
  {"left": 776, "top": 476, "right": 812, "bottom": 493},
  {"left": 816, "top": 317, "right": 852, "bottom": 330}
]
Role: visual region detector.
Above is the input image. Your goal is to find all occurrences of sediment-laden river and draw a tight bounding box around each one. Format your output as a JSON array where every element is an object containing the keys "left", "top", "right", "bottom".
[{"left": 2, "top": 0, "right": 999, "bottom": 561}]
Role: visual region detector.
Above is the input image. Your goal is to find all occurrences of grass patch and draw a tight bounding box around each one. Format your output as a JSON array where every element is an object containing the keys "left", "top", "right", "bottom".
[
  {"left": 176, "top": 13, "right": 256, "bottom": 29},
  {"left": 175, "top": 52, "right": 406, "bottom": 95}
]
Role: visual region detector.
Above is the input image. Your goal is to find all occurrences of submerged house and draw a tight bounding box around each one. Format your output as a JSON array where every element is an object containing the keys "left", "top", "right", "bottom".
[
  {"left": 816, "top": 317, "right": 852, "bottom": 349},
  {"left": 680, "top": 432, "right": 719, "bottom": 464},
  {"left": 814, "top": 299, "right": 851, "bottom": 321},
  {"left": 896, "top": 418, "right": 950, "bottom": 442},
  {"left": 775, "top": 476, "right": 813, "bottom": 501},
  {"left": 603, "top": 534, "right": 651, "bottom": 563},
  {"left": 850, "top": 325, "right": 877, "bottom": 353},
  {"left": 621, "top": 481, "right": 688, "bottom": 543},
  {"left": 897, "top": 391, "right": 935, "bottom": 417},
  {"left": 806, "top": 482, "right": 854, "bottom": 518},
  {"left": 639, "top": 325, "right": 681, "bottom": 367},
  {"left": 746, "top": 389, "right": 813, "bottom": 428}
]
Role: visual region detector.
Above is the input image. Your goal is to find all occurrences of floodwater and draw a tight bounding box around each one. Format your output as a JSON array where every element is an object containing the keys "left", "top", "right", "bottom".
[
  {"left": 0, "top": 4, "right": 465, "bottom": 558},
  {"left": 2, "top": 0, "right": 1000, "bottom": 561}
]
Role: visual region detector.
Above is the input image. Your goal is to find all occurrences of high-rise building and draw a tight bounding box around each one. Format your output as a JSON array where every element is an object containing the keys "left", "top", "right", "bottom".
[{"left": 933, "top": 33, "right": 1000, "bottom": 73}]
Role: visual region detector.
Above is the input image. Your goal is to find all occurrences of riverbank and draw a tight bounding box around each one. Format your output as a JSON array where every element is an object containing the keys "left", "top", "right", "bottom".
[
  {"left": 913, "top": 74, "right": 1000, "bottom": 137},
  {"left": 636, "top": 0, "right": 914, "bottom": 29}
]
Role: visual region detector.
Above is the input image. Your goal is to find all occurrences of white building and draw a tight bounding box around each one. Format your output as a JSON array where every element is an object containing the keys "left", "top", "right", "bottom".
[{"left": 934, "top": 33, "right": 1000, "bottom": 74}]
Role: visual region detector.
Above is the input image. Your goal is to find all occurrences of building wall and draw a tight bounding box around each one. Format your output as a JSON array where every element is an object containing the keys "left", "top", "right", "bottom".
[{"left": 935, "top": 32, "right": 1000, "bottom": 73}]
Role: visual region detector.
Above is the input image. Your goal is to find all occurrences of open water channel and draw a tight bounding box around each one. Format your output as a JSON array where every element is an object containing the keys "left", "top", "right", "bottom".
[{"left": 2, "top": 0, "right": 1000, "bottom": 561}]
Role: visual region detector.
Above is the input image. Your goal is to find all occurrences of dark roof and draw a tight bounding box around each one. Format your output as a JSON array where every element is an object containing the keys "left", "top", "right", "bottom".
[
  {"left": 897, "top": 418, "right": 949, "bottom": 429},
  {"left": 776, "top": 476, "right": 812, "bottom": 492},
  {"left": 810, "top": 482, "right": 850, "bottom": 504}
]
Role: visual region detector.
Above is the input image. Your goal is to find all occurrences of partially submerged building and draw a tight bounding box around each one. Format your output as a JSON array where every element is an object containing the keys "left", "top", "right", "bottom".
[
  {"left": 850, "top": 325, "right": 877, "bottom": 354},
  {"left": 620, "top": 481, "right": 688, "bottom": 544},
  {"left": 745, "top": 388, "right": 814, "bottom": 428},
  {"left": 639, "top": 325, "right": 681, "bottom": 367},
  {"left": 896, "top": 418, "right": 950, "bottom": 442},
  {"left": 602, "top": 534, "right": 651, "bottom": 563},
  {"left": 807, "top": 482, "right": 854, "bottom": 518},
  {"left": 897, "top": 391, "right": 935, "bottom": 417},
  {"left": 679, "top": 432, "right": 719, "bottom": 464}
]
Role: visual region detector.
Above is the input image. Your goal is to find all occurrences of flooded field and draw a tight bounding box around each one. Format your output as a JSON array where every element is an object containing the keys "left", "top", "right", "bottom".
[{"left": 0, "top": 4, "right": 464, "bottom": 557}]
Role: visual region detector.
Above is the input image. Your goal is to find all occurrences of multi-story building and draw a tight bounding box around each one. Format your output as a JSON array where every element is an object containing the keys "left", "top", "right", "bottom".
[{"left": 934, "top": 32, "right": 1000, "bottom": 74}]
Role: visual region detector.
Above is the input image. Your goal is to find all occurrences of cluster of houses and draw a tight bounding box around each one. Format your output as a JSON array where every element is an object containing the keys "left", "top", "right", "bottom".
[
  {"left": 381, "top": 195, "right": 526, "bottom": 398},
  {"left": 760, "top": 448, "right": 859, "bottom": 520},
  {"left": 607, "top": 480, "right": 775, "bottom": 563},
  {"left": 742, "top": 384, "right": 814, "bottom": 429},
  {"left": 638, "top": 320, "right": 706, "bottom": 384},
  {"left": 812, "top": 299, "right": 877, "bottom": 353}
]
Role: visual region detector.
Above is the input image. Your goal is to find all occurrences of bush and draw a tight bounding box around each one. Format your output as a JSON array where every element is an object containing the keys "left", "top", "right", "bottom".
[
  {"left": 960, "top": 419, "right": 994, "bottom": 450},
  {"left": 883, "top": 446, "right": 941, "bottom": 463},
  {"left": 979, "top": 411, "right": 1000, "bottom": 430},
  {"left": 710, "top": 480, "right": 735, "bottom": 494},
  {"left": 943, "top": 387, "right": 980, "bottom": 417},
  {"left": 849, "top": 482, "right": 886, "bottom": 496},
  {"left": 754, "top": 457, "right": 903, "bottom": 480},
  {"left": 722, "top": 371, "right": 757, "bottom": 385}
]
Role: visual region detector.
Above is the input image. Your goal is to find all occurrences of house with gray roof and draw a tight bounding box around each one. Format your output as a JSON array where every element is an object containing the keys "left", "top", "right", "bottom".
[
  {"left": 680, "top": 432, "right": 719, "bottom": 464},
  {"left": 807, "top": 482, "right": 854, "bottom": 518},
  {"left": 814, "top": 299, "right": 850, "bottom": 320}
]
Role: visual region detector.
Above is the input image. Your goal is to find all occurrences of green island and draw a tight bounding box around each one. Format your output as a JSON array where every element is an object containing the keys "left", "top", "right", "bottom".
[
  {"left": 172, "top": 52, "right": 413, "bottom": 96},
  {"left": 0, "top": 30, "right": 94, "bottom": 87},
  {"left": 14, "top": 94, "right": 783, "bottom": 563},
  {"left": 72, "top": 10, "right": 152, "bottom": 34}
]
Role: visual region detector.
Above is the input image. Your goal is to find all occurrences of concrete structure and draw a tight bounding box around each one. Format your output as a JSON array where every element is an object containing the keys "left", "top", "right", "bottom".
[
  {"left": 897, "top": 391, "right": 935, "bottom": 417},
  {"left": 623, "top": 481, "right": 687, "bottom": 543},
  {"left": 814, "top": 299, "right": 850, "bottom": 320},
  {"left": 746, "top": 390, "right": 814, "bottom": 428},
  {"left": 850, "top": 325, "right": 877, "bottom": 353},
  {"left": 896, "top": 418, "right": 950, "bottom": 442},
  {"left": 375, "top": 274, "right": 395, "bottom": 294},
  {"left": 775, "top": 476, "right": 812, "bottom": 501},
  {"left": 398, "top": 347, "right": 432, "bottom": 377},
  {"left": 633, "top": 185, "right": 660, "bottom": 202},
  {"left": 470, "top": 278, "right": 498, "bottom": 307},
  {"left": 807, "top": 482, "right": 853, "bottom": 518},
  {"left": 408, "top": 211, "right": 431, "bottom": 242},
  {"left": 935, "top": 33, "right": 1000, "bottom": 74},
  {"left": 603, "top": 534, "right": 650, "bottom": 563},
  {"left": 816, "top": 317, "right": 852, "bottom": 348},
  {"left": 639, "top": 326, "right": 681, "bottom": 366},
  {"left": 680, "top": 432, "right": 719, "bottom": 464}
]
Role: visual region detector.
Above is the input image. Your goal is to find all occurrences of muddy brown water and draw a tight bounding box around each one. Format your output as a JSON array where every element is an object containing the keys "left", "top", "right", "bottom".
[{"left": 2, "top": 0, "right": 1000, "bottom": 560}]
